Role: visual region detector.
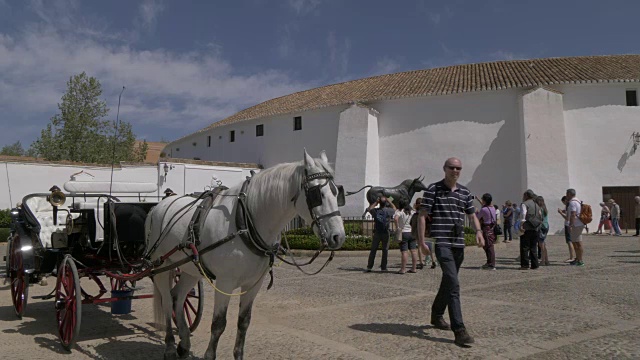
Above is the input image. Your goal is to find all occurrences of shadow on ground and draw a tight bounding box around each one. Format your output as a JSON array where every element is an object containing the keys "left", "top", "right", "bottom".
[{"left": 349, "top": 322, "right": 454, "bottom": 344}]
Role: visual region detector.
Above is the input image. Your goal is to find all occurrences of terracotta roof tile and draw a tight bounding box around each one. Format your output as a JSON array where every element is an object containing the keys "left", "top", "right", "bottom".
[{"left": 187, "top": 54, "right": 640, "bottom": 138}]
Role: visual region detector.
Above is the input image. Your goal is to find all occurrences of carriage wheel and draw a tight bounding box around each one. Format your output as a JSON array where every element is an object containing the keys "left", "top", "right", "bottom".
[
  {"left": 55, "top": 256, "right": 82, "bottom": 351},
  {"left": 9, "top": 236, "right": 29, "bottom": 319},
  {"left": 172, "top": 272, "right": 204, "bottom": 333}
]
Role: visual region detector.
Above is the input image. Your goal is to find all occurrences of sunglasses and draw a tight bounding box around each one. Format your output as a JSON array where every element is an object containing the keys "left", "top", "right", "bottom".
[{"left": 446, "top": 166, "right": 462, "bottom": 171}]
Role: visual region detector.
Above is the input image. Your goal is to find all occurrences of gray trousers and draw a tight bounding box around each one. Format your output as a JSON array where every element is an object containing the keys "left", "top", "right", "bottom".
[{"left": 367, "top": 232, "right": 389, "bottom": 270}]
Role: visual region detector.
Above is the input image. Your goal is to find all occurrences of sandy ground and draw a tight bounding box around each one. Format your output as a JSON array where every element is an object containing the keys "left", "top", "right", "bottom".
[{"left": 1, "top": 234, "right": 639, "bottom": 359}]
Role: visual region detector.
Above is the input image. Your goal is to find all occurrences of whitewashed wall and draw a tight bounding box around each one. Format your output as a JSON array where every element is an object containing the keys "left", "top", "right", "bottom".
[
  {"left": 0, "top": 161, "right": 257, "bottom": 209},
  {"left": 520, "top": 88, "right": 570, "bottom": 232},
  {"left": 374, "top": 89, "right": 522, "bottom": 211},
  {"left": 166, "top": 106, "right": 347, "bottom": 168},
  {"left": 164, "top": 81, "right": 640, "bottom": 231}
]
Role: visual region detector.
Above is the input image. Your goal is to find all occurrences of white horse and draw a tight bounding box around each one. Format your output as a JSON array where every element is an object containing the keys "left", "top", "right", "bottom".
[{"left": 146, "top": 150, "right": 346, "bottom": 360}]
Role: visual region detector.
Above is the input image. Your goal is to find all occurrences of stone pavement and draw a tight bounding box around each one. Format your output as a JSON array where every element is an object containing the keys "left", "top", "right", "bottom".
[{"left": 0, "top": 235, "right": 639, "bottom": 359}]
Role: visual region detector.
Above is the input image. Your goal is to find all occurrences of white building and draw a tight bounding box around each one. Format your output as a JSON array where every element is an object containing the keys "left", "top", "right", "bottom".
[
  {"left": 0, "top": 157, "right": 258, "bottom": 210},
  {"left": 165, "top": 55, "right": 640, "bottom": 232}
]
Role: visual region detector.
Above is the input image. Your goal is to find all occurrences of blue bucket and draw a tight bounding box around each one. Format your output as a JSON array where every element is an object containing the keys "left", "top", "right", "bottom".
[{"left": 111, "top": 290, "right": 134, "bottom": 314}]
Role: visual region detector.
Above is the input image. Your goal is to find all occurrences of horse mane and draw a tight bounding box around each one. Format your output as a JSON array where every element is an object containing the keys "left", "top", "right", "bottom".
[{"left": 245, "top": 157, "right": 335, "bottom": 214}]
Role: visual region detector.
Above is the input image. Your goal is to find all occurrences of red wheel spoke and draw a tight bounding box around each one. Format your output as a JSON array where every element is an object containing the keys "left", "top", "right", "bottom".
[
  {"left": 184, "top": 304, "right": 192, "bottom": 325},
  {"left": 185, "top": 300, "right": 197, "bottom": 314}
]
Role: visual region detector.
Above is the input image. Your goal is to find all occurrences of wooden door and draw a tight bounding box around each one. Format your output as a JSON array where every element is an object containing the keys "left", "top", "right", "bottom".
[{"left": 602, "top": 186, "right": 640, "bottom": 231}]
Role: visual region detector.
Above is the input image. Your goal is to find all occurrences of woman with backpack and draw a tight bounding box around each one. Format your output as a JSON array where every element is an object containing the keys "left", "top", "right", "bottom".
[
  {"left": 536, "top": 196, "right": 550, "bottom": 266},
  {"left": 394, "top": 200, "right": 418, "bottom": 274},
  {"left": 476, "top": 193, "right": 497, "bottom": 270}
]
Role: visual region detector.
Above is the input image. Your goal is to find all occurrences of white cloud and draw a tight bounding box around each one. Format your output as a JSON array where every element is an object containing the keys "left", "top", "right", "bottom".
[
  {"left": 488, "top": 50, "right": 529, "bottom": 61},
  {"left": 417, "top": 1, "right": 453, "bottom": 27},
  {"left": 327, "top": 31, "right": 350, "bottom": 76},
  {"left": 29, "top": 0, "right": 79, "bottom": 28},
  {"left": 137, "top": 0, "right": 165, "bottom": 33},
  {"left": 369, "top": 57, "right": 403, "bottom": 76},
  {"left": 0, "top": 25, "right": 309, "bottom": 145},
  {"left": 288, "top": 0, "right": 322, "bottom": 15}
]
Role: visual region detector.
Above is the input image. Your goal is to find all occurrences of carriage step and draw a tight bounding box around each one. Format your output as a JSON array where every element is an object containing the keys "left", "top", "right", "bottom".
[{"left": 33, "top": 294, "right": 56, "bottom": 300}]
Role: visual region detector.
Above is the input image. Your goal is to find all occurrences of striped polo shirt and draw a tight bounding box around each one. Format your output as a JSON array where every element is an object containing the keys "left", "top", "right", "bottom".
[{"left": 420, "top": 180, "right": 475, "bottom": 248}]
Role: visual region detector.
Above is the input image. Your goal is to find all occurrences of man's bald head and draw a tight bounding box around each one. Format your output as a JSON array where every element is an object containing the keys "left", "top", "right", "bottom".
[{"left": 444, "top": 157, "right": 462, "bottom": 168}]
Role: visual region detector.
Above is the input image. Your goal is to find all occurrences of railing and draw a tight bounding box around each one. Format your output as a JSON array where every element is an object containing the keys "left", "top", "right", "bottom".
[{"left": 282, "top": 215, "right": 399, "bottom": 237}]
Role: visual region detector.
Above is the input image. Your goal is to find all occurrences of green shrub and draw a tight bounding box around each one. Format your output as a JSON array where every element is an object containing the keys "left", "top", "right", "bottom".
[
  {"left": 343, "top": 222, "right": 363, "bottom": 235},
  {"left": 280, "top": 234, "right": 402, "bottom": 251},
  {"left": 0, "top": 209, "right": 10, "bottom": 228},
  {"left": 464, "top": 233, "right": 477, "bottom": 246},
  {"left": 284, "top": 227, "right": 314, "bottom": 235},
  {"left": 281, "top": 227, "right": 478, "bottom": 249},
  {"left": 0, "top": 228, "right": 10, "bottom": 242}
]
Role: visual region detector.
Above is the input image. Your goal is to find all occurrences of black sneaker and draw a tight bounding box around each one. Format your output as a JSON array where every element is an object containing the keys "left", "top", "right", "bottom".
[
  {"left": 454, "top": 328, "right": 475, "bottom": 346},
  {"left": 430, "top": 317, "right": 451, "bottom": 330}
]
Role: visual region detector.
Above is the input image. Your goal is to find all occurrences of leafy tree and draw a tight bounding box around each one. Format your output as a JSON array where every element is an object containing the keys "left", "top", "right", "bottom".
[
  {"left": 31, "top": 72, "right": 147, "bottom": 163},
  {"left": 0, "top": 141, "right": 25, "bottom": 156}
]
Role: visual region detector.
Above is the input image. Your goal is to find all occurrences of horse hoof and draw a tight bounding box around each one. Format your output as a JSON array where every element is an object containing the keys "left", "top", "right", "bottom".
[
  {"left": 177, "top": 344, "right": 190, "bottom": 359},
  {"left": 164, "top": 351, "right": 178, "bottom": 360}
]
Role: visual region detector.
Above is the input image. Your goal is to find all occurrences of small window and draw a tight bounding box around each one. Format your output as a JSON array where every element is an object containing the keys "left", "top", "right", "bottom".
[
  {"left": 192, "top": 142, "right": 197, "bottom": 146},
  {"left": 627, "top": 90, "right": 638, "bottom": 106},
  {"left": 176, "top": 148, "right": 180, "bottom": 152},
  {"left": 256, "top": 124, "right": 264, "bottom": 137},
  {"left": 230, "top": 130, "right": 235, "bottom": 142},
  {"left": 294, "top": 116, "right": 302, "bottom": 131},
  {"left": 207, "top": 136, "right": 211, "bottom": 147}
]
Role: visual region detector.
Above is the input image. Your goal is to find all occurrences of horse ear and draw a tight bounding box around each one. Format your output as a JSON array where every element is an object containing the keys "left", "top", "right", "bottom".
[
  {"left": 303, "top": 148, "right": 314, "bottom": 169},
  {"left": 319, "top": 150, "right": 329, "bottom": 164}
]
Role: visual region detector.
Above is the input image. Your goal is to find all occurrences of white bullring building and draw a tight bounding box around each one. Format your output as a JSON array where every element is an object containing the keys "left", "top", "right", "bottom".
[{"left": 166, "top": 54, "right": 640, "bottom": 231}]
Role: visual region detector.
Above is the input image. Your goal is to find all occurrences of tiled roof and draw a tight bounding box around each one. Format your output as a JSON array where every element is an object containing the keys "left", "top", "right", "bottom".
[
  {"left": 161, "top": 157, "right": 260, "bottom": 169},
  {"left": 192, "top": 54, "right": 640, "bottom": 136},
  {"left": 135, "top": 141, "right": 168, "bottom": 164}
]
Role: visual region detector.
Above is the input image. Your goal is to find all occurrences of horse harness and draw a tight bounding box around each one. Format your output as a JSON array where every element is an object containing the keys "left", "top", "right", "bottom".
[{"left": 156, "top": 170, "right": 344, "bottom": 290}]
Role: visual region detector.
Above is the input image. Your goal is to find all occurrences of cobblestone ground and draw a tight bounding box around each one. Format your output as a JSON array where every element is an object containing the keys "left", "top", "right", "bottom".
[{"left": 1, "top": 234, "right": 639, "bottom": 359}]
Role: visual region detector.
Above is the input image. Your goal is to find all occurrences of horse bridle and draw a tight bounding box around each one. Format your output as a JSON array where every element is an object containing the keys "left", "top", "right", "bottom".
[{"left": 292, "top": 170, "right": 345, "bottom": 246}]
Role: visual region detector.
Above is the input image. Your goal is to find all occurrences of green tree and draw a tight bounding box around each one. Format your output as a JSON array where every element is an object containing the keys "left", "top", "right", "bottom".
[
  {"left": 31, "top": 72, "right": 147, "bottom": 163},
  {"left": 0, "top": 141, "right": 25, "bottom": 156}
]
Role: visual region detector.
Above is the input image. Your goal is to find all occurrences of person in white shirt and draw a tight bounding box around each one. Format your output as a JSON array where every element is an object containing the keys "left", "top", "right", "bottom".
[
  {"left": 566, "top": 188, "right": 585, "bottom": 266},
  {"left": 394, "top": 200, "right": 418, "bottom": 274}
]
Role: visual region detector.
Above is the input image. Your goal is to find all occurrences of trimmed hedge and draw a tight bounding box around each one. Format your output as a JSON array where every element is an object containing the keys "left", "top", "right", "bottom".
[
  {"left": 0, "top": 209, "right": 10, "bottom": 228},
  {"left": 0, "top": 228, "right": 9, "bottom": 242},
  {"left": 280, "top": 232, "right": 477, "bottom": 250}
]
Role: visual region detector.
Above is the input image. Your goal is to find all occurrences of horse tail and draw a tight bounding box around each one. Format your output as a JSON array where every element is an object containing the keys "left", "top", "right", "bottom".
[
  {"left": 153, "top": 268, "right": 176, "bottom": 330},
  {"left": 346, "top": 185, "right": 372, "bottom": 196}
]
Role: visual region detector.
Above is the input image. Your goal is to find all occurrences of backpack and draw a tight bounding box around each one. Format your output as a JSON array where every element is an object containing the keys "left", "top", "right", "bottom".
[
  {"left": 578, "top": 201, "right": 593, "bottom": 224},
  {"left": 374, "top": 208, "right": 391, "bottom": 233},
  {"left": 525, "top": 202, "right": 543, "bottom": 230}
]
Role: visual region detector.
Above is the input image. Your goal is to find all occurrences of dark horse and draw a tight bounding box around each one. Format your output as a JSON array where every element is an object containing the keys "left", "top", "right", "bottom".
[{"left": 347, "top": 176, "right": 428, "bottom": 210}]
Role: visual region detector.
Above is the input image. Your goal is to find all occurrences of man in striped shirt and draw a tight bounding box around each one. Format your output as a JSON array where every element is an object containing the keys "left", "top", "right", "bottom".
[{"left": 417, "top": 157, "right": 484, "bottom": 347}]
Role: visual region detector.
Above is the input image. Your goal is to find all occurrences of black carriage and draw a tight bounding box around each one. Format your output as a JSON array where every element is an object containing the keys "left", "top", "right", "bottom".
[{"left": 4, "top": 183, "right": 204, "bottom": 351}]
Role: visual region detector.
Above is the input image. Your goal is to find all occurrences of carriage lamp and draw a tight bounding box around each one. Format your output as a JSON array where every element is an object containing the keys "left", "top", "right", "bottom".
[
  {"left": 47, "top": 185, "right": 66, "bottom": 225},
  {"left": 163, "top": 163, "right": 175, "bottom": 179},
  {"left": 20, "top": 245, "right": 33, "bottom": 252}
]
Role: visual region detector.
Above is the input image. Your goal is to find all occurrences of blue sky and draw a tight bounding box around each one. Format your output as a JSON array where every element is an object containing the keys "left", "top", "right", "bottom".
[{"left": 1, "top": 0, "right": 639, "bottom": 149}]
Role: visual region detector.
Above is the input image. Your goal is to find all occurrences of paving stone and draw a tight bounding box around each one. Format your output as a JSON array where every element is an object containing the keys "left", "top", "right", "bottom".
[{"left": 0, "top": 235, "right": 638, "bottom": 359}]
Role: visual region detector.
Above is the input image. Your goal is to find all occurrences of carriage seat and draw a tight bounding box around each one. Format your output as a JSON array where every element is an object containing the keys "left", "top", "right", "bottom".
[
  {"left": 24, "top": 196, "right": 80, "bottom": 248},
  {"left": 72, "top": 198, "right": 108, "bottom": 242}
]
